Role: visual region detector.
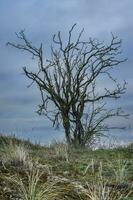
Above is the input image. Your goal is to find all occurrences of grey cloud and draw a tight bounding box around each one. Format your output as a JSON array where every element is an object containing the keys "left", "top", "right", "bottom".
[{"left": 0, "top": 0, "right": 133, "bottom": 142}]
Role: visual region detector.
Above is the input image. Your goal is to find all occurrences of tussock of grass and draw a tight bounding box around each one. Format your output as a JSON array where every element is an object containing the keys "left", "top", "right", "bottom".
[
  {"left": 84, "top": 162, "right": 133, "bottom": 200},
  {"left": 50, "top": 140, "right": 69, "bottom": 162},
  {"left": 0, "top": 140, "right": 29, "bottom": 167},
  {"left": 107, "top": 158, "right": 129, "bottom": 183},
  {"left": 5, "top": 167, "right": 61, "bottom": 200}
]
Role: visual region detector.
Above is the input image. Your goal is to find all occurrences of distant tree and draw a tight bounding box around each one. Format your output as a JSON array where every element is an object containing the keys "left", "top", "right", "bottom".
[{"left": 7, "top": 25, "right": 128, "bottom": 147}]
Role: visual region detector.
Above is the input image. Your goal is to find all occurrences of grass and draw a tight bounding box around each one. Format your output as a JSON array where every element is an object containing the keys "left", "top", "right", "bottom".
[
  {"left": 84, "top": 162, "right": 132, "bottom": 200},
  {"left": 0, "top": 134, "right": 133, "bottom": 199},
  {"left": 50, "top": 140, "right": 69, "bottom": 162},
  {"left": 5, "top": 167, "right": 63, "bottom": 200},
  {"left": 1, "top": 142, "right": 29, "bottom": 165}
]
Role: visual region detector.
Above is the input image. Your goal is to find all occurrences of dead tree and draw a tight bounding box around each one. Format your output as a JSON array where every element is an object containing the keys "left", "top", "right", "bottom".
[{"left": 7, "top": 25, "right": 128, "bottom": 147}]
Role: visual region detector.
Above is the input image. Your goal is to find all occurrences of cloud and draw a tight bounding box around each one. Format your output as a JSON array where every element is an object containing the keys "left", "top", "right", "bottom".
[{"left": 0, "top": 0, "right": 133, "bottom": 142}]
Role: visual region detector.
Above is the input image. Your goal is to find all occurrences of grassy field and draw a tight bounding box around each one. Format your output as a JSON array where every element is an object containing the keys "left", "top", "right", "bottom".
[{"left": 0, "top": 134, "right": 133, "bottom": 200}]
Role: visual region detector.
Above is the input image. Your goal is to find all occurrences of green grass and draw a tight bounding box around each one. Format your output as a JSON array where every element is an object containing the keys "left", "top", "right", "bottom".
[{"left": 0, "top": 134, "right": 133, "bottom": 199}]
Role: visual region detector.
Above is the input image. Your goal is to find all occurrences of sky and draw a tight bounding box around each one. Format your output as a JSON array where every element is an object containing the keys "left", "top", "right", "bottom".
[{"left": 0, "top": 0, "right": 133, "bottom": 144}]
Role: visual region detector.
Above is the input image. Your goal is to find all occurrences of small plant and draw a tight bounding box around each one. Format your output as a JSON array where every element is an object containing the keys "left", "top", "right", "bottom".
[
  {"left": 83, "top": 158, "right": 95, "bottom": 175},
  {"left": 107, "top": 158, "right": 129, "bottom": 183},
  {"left": 0, "top": 140, "right": 29, "bottom": 166},
  {"left": 5, "top": 166, "right": 61, "bottom": 200},
  {"left": 5, "top": 165, "right": 83, "bottom": 200},
  {"left": 85, "top": 181, "right": 132, "bottom": 200},
  {"left": 51, "top": 141, "right": 69, "bottom": 162},
  {"left": 84, "top": 162, "right": 132, "bottom": 200}
]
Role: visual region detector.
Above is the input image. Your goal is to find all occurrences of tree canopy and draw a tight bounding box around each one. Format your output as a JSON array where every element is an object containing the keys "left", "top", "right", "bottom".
[{"left": 7, "top": 25, "right": 128, "bottom": 147}]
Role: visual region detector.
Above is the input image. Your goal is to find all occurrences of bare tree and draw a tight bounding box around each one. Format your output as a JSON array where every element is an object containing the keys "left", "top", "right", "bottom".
[{"left": 7, "top": 25, "right": 128, "bottom": 147}]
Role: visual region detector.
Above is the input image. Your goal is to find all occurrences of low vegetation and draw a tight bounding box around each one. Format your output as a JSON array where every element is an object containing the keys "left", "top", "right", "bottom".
[{"left": 0, "top": 134, "right": 133, "bottom": 199}]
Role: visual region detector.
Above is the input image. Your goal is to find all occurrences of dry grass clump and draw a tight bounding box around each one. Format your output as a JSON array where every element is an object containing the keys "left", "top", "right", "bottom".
[
  {"left": 84, "top": 162, "right": 133, "bottom": 200},
  {"left": 5, "top": 167, "right": 56, "bottom": 200},
  {"left": 4, "top": 166, "right": 83, "bottom": 200},
  {"left": 0, "top": 141, "right": 29, "bottom": 166},
  {"left": 50, "top": 141, "right": 69, "bottom": 162},
  {"left": 85, "top": 181, "right": 132, "bottom": 200},
  {"left": 107, "top": 158, "right": 129, "bottom": 183}
]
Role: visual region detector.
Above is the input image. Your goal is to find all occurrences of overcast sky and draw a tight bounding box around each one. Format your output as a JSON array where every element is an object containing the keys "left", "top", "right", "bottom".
[{"left": 0, "top": 0, "right": 133, "bottom": 143}]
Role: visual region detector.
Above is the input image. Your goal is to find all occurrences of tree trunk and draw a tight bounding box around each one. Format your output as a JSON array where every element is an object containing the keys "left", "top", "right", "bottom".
[
  {"left": 62, "top": 115, "right": 71, "bottom": 145},
  {"left": 72, "top": 119, "right": 85, "bottom": 147}
]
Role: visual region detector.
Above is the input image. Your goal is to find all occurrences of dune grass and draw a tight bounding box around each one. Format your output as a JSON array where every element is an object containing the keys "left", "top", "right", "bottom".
[{"left": 0, "top": 134, "right": 133, "bottom": 199}]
